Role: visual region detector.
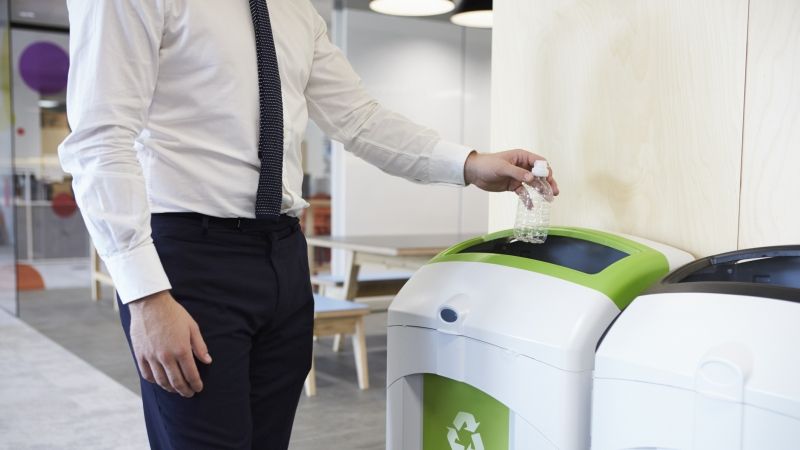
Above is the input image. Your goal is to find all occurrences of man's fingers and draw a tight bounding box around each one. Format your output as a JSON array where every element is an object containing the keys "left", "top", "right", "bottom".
[
  {"left": 523, "top": 150, "right": 543, "bottom": 169},
  {"left": 138, "top": 357, "right": 155, "bottom": 384},
  {"left": 549, "top": 177, "right": 560, "bottom": 195},
  {"left": 190, "top": 323, "right": 213, "bottom": 365},
  {"left": 162, "top": 359, "right": 194, "bottom": 397},
  {"left": 511, "top": 150, "right": 560, "bottom": 194},
  {"left": 151, "top": 361, "right": 176, "bottom": 393},
  {"left": 507, "top": 148, "right": 543, "bottom": 170},
  {"left": 500, "top": 162, "right": 534, "bottom": 186},
  {"left": 177, "top": 351, "right": 204, "bottom": 394},
  {"left": 522, "top": 150, "right": 559, "bottom": 196},
  {"left": 547, "top": 168, "right": 560, "bottom": 195}
]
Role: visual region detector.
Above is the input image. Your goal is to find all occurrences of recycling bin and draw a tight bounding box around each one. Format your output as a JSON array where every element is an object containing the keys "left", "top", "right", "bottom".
[
  {"left": 386, "top": 227, "right": 692, "bottom": 450},
  {"left": 592, "top": 246, "right": 800, "bottom": 450}
]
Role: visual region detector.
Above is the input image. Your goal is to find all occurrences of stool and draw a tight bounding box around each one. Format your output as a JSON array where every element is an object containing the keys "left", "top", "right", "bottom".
[{"left": 304, "top": 295, "right": 370, "bottom": 397}]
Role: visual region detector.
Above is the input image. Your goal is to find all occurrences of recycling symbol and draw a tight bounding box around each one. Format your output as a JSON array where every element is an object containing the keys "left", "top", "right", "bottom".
[{"left": 447, "top": 411, "right": 484, "bottom": 450}]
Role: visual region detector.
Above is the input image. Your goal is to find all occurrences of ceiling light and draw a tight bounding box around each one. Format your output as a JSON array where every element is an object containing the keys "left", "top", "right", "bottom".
[
  {"left": 450, "top": 0, "right": 493, "bottom": 28},
  {"left": 369, "top": 0, "right": 455, "bottom": 17},
  {"left": 38, "top": 100, "right": 61, "bottom": 109}
]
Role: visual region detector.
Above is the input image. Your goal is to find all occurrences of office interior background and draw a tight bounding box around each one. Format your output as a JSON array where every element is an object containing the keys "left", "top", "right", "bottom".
[{"left": 0, "top": 0, "right": 798, "bottom": 449}]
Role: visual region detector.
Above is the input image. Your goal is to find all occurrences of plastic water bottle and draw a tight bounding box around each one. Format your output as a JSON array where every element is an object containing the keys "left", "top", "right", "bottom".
[{"left": 514, "top": 160, "right": 554, "bottom": 243}]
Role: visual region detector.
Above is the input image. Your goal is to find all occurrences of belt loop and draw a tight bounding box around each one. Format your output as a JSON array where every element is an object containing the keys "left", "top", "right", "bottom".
[
  {"left": 236, "top": 219, "right": 242, "bottom": 231},
  {"left": 201, "top": 216, "right": 209, "bottom": 236}
]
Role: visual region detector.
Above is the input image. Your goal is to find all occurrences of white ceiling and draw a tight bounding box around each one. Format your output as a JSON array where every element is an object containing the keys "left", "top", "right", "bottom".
[{"left": 10, "top": 0, "right": 68, "bottom": 28}]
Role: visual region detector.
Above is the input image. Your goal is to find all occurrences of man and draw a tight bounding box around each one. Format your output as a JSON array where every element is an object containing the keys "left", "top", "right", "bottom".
[{"left": 59, "top": 1, "right": 558, "bottom": 449}]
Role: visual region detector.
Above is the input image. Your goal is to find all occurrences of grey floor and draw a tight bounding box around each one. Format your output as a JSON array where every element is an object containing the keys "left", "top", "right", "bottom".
[
  {"left": 18, "top": 288, "right": 388, "bottom": 450},
  {"left": 0, "top": 308, "right": 149, "bottom": 450}
]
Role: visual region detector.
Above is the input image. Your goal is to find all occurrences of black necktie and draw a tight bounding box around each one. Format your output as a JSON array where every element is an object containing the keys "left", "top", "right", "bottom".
[{"left": 249, "top": 0, "right": 284, "bottom": 219}]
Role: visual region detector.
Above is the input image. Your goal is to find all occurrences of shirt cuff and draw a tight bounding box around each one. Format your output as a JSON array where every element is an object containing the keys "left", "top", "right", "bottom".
[
  {"left": 429, "top": 140, "right": 475, "bottom": 186},
  {"left": 104, "top": 243, "right": 172, "bottom": 304}
]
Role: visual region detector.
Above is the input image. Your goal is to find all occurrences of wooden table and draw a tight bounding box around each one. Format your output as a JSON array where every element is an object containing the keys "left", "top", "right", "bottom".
[
  {"left": 91, "top": 243, "right": 115, "bottom": 304},
  {"left": 305, "top": 234, "right": 472, "bottom": 300}
]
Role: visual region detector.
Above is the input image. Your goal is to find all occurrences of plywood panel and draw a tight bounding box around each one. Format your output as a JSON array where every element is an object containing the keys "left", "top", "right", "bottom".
[
  {"left": 490, "top": 0, "right": 749, "bottom": 257},
  {"left": 738, "top": 0, "right": 800, "bottom": 248}
]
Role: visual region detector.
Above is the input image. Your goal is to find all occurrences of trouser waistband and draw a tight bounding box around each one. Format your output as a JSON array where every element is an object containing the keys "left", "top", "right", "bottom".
[{"left": 151, "top": 212, "right": 299, "bottom": 233}]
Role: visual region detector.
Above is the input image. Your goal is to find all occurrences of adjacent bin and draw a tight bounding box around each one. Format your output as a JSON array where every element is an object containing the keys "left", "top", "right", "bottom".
[
  {"left": 386, "top": 227, "right": 692, "bottom": 450},
  {"left": 592, "top": 246, "right": 800, "bottom": 450}
]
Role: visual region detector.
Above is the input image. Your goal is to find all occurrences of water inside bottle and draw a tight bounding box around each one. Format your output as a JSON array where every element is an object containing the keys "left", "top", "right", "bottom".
[{"left": 513, "top": 182, "right": 551, "bottom": 244}]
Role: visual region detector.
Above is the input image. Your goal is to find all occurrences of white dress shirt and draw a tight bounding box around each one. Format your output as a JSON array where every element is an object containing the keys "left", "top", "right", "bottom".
[{"left": 59, "top": 0, "right": 474, "bottom": 303}]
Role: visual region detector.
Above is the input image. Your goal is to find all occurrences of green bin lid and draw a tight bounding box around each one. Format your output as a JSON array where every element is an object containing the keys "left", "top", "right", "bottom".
[{"left": 428, "top": 227, "right": 669, "bottom": 310}]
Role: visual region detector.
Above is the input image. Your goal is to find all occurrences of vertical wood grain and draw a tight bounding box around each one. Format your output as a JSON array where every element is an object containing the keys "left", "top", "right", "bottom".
[
  {"left": 490, "top": 0, "right": 749, "bottom": 257},
  {"left": 738, "top": 0, "right": 800, "bottom": 248}
]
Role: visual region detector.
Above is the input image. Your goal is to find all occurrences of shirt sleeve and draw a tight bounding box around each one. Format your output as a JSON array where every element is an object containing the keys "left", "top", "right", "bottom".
[
  {"left": 304, "top": 13, "right": 475, "bottom": 186},
  {"left": 59, "top": 0, "right": 171, "bottom": 304}
]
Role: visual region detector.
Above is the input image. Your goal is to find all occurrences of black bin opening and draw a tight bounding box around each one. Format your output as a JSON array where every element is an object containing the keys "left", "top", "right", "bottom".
[
  {"left": 679, "top": 256, "right": 800, "bottom": 290},
  {"left": 458, "top": 235, "right": 628, "bottom": 275}
]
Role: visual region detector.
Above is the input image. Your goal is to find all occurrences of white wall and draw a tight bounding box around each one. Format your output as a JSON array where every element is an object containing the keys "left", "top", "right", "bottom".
[
  {"left": 461, "top": 27, "right": 493, "bottom": 233},
  {"left": 330, "top": 9, "right": 491, "bottom": 248}
]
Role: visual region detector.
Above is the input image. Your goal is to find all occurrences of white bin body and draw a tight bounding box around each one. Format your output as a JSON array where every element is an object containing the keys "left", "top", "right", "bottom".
[
  {"left": 387, "top": 261, "right": 623, "bottom": 450},
  {"left": 592, "top": 292, "right": 800, "bottom": 450}
]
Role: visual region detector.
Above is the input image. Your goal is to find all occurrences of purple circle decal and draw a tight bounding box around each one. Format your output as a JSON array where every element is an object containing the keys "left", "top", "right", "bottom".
[{"left": 19, "top": 41, "right": 69, "bottom": 95}]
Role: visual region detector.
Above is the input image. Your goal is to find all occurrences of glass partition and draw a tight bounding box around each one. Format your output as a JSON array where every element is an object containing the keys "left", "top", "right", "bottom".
[
  {"left": 10, "top": 27, "right": 87, "bottom": 304},
  {"left": 0, "top": 0, "right": 17, "bottom": 315}
]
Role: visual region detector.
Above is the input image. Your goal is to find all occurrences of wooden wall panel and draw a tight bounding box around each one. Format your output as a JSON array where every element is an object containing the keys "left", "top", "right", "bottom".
[
  {"left": 738, "top": 0, "right": 800, "bottom": 248},
  {"left": 490, "top": 0, "right": 749, "bottom": 257}
]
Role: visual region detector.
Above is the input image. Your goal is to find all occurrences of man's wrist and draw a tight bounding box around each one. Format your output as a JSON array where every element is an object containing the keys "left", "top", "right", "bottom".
[
  {"left": 104, "top": 243, "right": 172, "bottom": 304},
  {"left": 129, "top": 290, "right": 171, "bottom": 312},
  {"left": 463, "top": 150, "right": 479, "bottom": 186}
]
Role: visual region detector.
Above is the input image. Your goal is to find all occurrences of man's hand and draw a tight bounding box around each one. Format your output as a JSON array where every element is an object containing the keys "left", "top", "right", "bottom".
[
  {"left": 128, "top": 291, "right": 212, "bottom": 397},
  {"left": 463, "top": 150, "right": 559, "bottom": 195}
]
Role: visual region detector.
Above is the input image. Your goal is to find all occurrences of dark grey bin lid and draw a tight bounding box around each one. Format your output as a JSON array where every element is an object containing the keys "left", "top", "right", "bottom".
[{"left": 647, "top": 246, "right": 800, "bottom": 302}]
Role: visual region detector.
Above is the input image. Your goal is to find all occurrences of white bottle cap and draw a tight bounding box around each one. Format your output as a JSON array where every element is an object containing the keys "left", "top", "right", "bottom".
[{"left": 532, "top": 160, "right": 549, "bottom": 177}]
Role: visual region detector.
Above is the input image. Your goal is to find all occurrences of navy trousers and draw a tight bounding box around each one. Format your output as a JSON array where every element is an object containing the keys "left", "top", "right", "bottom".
[{"left": 119, "top": 213, "right": 314, "bottom": 450}]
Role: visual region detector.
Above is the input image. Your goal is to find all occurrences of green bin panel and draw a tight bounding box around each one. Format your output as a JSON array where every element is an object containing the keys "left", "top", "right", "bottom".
[{"left": 423, "top": 374, "right": 509, "bottom": 450}]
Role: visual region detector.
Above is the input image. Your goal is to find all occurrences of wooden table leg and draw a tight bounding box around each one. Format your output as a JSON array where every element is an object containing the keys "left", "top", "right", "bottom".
[
  {"left": 352, "top": 316, "right": 369, "bottom": 390},
  {"left": 304, "top": 348, "right": 317, "bottom": 397},
  {"left": 91, "top": 246, "right": 101, "bottom": 302},
  {"left": 306, "top": 237, "right": 316, "bottom": 278},
  {"left": 342, "top": 250, "right": 361, "bottom": 301}
]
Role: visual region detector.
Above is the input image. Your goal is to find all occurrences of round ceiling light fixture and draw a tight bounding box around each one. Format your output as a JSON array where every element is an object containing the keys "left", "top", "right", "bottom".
[
  {"left": 369, "top": 0, "right": 455, "bottom": 17},
  {"left": 450, "top": 0, "right": 493, "bottom": 28}
]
